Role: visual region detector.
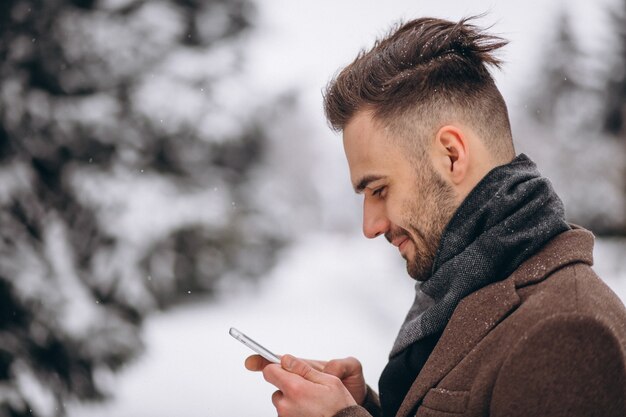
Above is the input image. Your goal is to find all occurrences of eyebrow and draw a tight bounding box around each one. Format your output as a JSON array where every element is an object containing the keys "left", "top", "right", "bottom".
[{"left": 354, "top": 175, "right": 386, "bottom": 194}]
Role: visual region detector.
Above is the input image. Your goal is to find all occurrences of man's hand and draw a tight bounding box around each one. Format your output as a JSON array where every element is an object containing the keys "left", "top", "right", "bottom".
[
  {"left": 245, "top": 354, "right": 367, "bottom": 405},
  {"left": 245, "top": 354, "right": 362, "bottom": 417},
  {"left": 321, "top": 356, "right": 368, "bottom": 406}
]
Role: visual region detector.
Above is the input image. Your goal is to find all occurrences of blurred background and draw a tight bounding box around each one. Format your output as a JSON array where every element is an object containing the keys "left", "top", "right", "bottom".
[{"left": 0, "top": 0, "right": 624, "bottom": 416}]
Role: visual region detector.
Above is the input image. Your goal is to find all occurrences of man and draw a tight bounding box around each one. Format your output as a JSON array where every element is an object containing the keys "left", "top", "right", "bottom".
[{"left": 245, "top": 16, "right": 626, "bottom": 417}]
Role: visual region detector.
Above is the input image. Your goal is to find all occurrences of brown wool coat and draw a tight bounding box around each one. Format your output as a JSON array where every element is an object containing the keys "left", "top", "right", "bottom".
[{"left": 335, "top": 228, "right": 626, "bottom": 417}]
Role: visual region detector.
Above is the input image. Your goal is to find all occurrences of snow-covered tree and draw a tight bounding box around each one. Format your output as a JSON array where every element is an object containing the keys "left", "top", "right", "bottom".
[
  {"left": 603, "top": 0, "right": 626, "bottom": 138},
  {"left": 0, "top": 0, "right": 288, "bottom": 415},
  {"left": 602, "top": 0, "right": 626, "bottom": 218},
  {"left": 516, "top": 10, "right": 626, "bottom": 235}
]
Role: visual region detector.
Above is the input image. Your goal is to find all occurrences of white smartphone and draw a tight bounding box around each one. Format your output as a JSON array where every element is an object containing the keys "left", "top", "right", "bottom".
[{"left": 229, "top": 327, "right": 281, "bottom": 364}]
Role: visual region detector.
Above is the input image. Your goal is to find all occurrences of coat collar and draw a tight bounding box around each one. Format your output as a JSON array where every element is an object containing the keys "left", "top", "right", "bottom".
[{"left": 395, "top": 227, "right": 594, "bottom": 417}]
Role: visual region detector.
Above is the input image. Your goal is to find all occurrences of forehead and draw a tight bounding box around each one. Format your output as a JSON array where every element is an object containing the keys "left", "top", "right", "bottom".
[{"left": 342, "top": 111, "right": 411, "bottom": 189}]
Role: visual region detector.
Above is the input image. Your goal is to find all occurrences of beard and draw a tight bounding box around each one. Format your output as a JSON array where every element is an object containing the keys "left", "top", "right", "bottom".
[{"left": 387, "top": 163, "right": 458, "bottom": 281}]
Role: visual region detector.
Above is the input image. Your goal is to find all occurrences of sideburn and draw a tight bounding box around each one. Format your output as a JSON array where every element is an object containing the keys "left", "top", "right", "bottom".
[{"left": 404, "top": 163, "right": 458, "bottom": 281}]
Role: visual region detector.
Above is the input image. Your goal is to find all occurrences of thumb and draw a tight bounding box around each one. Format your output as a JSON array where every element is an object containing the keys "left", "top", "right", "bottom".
[
  {"left": 323, "top": 357, "right": 362, "bottom": 379},
  {"left": 281, "top": 354, "right": 328, "bottom": 384},
  {"left": 323, "top": 359, "right": 349, "bottom": 379}
]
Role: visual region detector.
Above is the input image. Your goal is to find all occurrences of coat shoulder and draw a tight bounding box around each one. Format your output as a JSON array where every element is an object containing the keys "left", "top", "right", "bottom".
[
  {"left": 515, "top": 262, "right": 626, "bottom": 337},
  {"left": 487, "top": 262, "right": 626, "bottom": 416},
  {"left": 490, "top": 309, "right": 626, "bottom": 417}
]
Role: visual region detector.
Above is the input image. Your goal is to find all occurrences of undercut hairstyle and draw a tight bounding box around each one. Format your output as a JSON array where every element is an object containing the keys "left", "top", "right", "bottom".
[{"left": 323, "top": 16, "right": 515, "bottom": 163}]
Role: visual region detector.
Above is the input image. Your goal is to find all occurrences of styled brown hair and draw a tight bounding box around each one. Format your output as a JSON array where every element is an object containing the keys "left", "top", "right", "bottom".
[{"left": 323, "top": 16, "right": 515, "bottom": 161}]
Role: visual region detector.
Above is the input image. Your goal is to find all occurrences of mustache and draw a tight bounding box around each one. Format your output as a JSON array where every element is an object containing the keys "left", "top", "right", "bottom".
[{"left": 385, "top": 228, "right": 411, "bottom": 245}]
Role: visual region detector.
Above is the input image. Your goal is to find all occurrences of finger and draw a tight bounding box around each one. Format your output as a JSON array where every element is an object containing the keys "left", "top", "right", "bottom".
[
  {"left": 322, "top": 359, "right": 347, "bottom": 378},
  {"left": 304, "top": 358, "right": 327, "bottom": 372},
  {"left": 281, "top": 354, "right": 329, "bottom": 384},
  {"left": 262, "top": 363, "right": 290, "bottom": 389},
  {"left": 245, "top": 354, "right": 273, "bottom": 371},
  {"left": 271, "top": 390, "right": 284, "bottom": 408},
  {"left": 323, "top": 357, "right": 361, "bottom": 379}
]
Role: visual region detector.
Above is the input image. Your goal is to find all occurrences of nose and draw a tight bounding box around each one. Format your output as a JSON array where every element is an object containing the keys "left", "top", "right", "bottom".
[{"left": 362, "top": 199, "right": 390, "bottom": 239}]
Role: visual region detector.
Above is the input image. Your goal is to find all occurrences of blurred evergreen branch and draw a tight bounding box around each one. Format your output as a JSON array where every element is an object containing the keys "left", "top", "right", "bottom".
[
  {"left": 520, "top": 7, "right": 626, "bottom": 236},
  {"left": 603, "top": 0, "right": 626, "bottom": 136},
  {"left": 0, "top": 0, "right": 286, "bottom": 415}
]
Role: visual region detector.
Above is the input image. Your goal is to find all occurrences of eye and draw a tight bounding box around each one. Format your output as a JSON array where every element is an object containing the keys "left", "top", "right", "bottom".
[{"left": 372, "top": 186, "right": 387, "bottom": 198}]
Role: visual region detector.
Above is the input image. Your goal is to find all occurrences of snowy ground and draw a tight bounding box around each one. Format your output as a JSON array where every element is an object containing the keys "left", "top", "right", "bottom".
[{"left": 67, "top": 232, "right": 626, "bottom": 417}]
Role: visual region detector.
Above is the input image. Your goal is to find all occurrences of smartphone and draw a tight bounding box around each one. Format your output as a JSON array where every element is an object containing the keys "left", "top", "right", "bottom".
[{"left": 229, "top": 327, "right": 281, "bottom": 364}]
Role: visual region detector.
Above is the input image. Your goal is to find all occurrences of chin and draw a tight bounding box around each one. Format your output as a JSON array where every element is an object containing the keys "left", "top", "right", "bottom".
[
  {"left": 406, "top": 263, "right": 427, "bottom": 282},
  {"left": 406, "top": 254, "right": 434, "bottom": 282}
]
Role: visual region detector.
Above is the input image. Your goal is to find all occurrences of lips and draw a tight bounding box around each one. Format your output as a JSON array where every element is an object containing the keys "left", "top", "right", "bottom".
[{"left": 392, "top": 236, "right": 409, "bottom": 249}]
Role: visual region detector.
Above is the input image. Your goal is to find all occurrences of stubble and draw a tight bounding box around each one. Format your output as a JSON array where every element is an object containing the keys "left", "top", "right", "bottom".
[{"left": 403, "top": 164, "right": 458, "bottom": 281}]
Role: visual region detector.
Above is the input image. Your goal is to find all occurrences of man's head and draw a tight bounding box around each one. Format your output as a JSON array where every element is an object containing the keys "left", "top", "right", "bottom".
[{"left": 323, "top": 17, "right": 516, "bottom": 280}]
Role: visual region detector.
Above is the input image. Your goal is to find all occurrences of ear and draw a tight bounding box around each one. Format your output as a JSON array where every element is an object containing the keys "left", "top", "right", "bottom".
[{"left": 433, "top": 125, "right": 468, "bottom": 185}]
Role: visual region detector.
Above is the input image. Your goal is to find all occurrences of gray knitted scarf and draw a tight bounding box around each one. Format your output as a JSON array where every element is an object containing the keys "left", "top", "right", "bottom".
[{"left": 390, "top": 154, "right": 570, "bottom": 358}]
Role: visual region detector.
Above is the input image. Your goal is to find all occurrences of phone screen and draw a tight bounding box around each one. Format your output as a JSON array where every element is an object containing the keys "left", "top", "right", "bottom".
[{"left": 229, "top": 327, "right": 281, "bottom": 364}]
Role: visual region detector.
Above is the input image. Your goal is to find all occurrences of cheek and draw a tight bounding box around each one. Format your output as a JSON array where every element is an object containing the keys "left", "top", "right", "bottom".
[
  {"left": 397, "top": 196, "right": 433, "bottom": 246},
  {"left": 385, "top": 197, "right": 407, "bottom": 227},
  {"left": 391, "top": 198, "right": 420, "bottom": 235}
]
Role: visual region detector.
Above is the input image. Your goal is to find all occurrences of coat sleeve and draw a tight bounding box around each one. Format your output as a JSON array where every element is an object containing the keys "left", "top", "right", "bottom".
[
  {"left": 490, "top": 314, "right": 626, "bottom": 417},
  {"left": 332, "top": 385, "right": 381, "bottom": 417}
]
